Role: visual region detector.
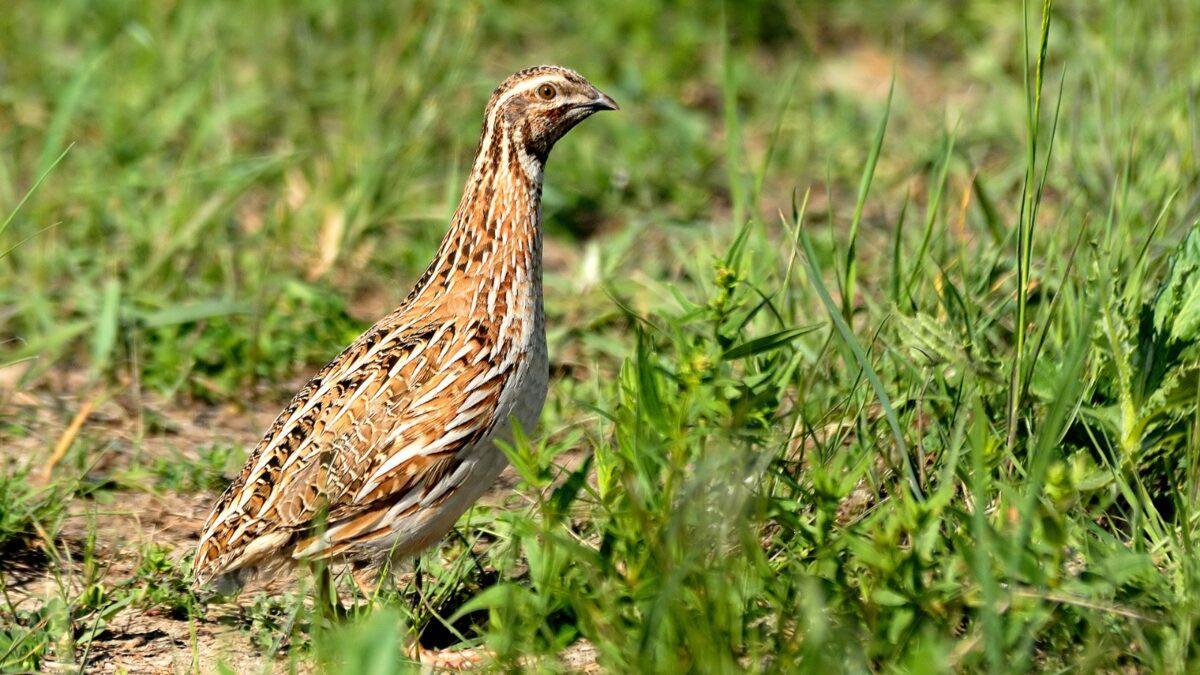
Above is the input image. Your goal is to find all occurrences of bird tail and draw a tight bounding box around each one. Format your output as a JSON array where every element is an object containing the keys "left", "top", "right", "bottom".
[{"left": 192, "top": 529, "right": 293, "bottom": 593}]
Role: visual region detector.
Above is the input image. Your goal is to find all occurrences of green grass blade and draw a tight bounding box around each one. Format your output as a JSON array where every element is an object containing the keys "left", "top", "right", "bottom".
[
  {"left": 89, "top": 278, "right": 122, "bottom": 378},
  {"left": 797, "top": 225, "right": 923, "bottom": 501},
  {"left": 0, "top": 145, "right": 72, "bottom": 242},
  {"left": 843, "top": 76, "right": 894, "bottom": 321}
]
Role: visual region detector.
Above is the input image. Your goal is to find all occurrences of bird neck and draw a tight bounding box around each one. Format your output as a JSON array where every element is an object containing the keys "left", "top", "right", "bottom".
[{"left": 408, "top": 127, "right": 545, "bottom": 307}]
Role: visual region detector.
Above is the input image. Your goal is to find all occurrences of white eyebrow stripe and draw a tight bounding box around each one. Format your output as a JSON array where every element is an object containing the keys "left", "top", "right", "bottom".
[{"left": 490, "top": 75, "right": 564, "bottom": 111}]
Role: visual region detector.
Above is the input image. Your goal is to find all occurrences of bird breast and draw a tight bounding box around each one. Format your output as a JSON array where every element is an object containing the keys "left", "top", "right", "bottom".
[{"left": 487, "top": 262, "right": 548, "bottom": 447}]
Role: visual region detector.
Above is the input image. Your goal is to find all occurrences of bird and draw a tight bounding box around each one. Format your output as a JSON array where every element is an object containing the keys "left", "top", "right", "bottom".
[{"left": 192, "top": 65, "right": 618, "bottom": 594}]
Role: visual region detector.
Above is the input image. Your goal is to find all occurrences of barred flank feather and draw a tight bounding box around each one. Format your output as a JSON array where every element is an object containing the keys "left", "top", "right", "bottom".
[{"left": 193, "top": 66, "right": 617, "bottom": 590}]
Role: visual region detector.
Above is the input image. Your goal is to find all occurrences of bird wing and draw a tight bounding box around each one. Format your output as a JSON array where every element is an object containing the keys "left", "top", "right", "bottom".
[{"left": 193, "top": 312, "right": 509, "bottom": 584}]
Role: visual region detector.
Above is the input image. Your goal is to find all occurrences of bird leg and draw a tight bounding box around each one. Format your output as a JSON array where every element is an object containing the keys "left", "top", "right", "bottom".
[
  {"left": 311, "top": 561, "right": 345, "bottom": 620},
  {"left": 349, "top": 565, "right": 380, "bottom": 601}
]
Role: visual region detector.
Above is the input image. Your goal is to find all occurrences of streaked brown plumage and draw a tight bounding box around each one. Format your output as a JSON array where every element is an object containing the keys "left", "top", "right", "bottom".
[{"left": 193, "top": 66, "right": 617, "bottom": 592}]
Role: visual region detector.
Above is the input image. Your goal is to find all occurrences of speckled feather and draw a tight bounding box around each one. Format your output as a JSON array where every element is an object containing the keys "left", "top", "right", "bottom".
[{"left": 193, "top": 66, "right": 616, "bottom": 590}]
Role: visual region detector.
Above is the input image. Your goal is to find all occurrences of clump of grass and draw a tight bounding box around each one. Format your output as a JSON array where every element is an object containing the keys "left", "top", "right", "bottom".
[
  {"left": 0, "top": 527, "right": 132, "bottom": 672},
  {"left": 0, "top": 469, "right": 70, "bottom": 555},
  {"left": 0, "top": 602, "right": 53, "bottom": 671},
  {"left": 126, "top": 543, "right": 200, "bottom": 618},
  {"left": 241, "top": 591, "right": 309, "bottom": 654},
  {"left": 137, "top": 443, "right": 245, "bottom": 494},
  {"left": 137, "top": 280, "right": 365, "bottom": 400}
]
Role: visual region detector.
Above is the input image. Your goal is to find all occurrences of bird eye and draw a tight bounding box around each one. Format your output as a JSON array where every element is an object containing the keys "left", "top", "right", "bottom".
[{"left": 537, "top": 84, "right": 557, "bottom": 100}]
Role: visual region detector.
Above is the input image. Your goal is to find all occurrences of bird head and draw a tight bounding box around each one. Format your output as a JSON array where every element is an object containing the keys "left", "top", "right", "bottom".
[{"left": 481, "top": 65, "right": 618, "bottom": 164}]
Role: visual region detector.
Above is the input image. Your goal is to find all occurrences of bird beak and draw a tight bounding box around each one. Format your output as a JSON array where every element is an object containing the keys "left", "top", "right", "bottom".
[{"left": 586, "top": 89, "right": 620, "bottom": 112}]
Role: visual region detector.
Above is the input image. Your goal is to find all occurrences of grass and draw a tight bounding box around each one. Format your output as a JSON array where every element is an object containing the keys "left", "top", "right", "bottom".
[{"left": 2, "top": 0, "right": 1200, "bottom": 671}]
